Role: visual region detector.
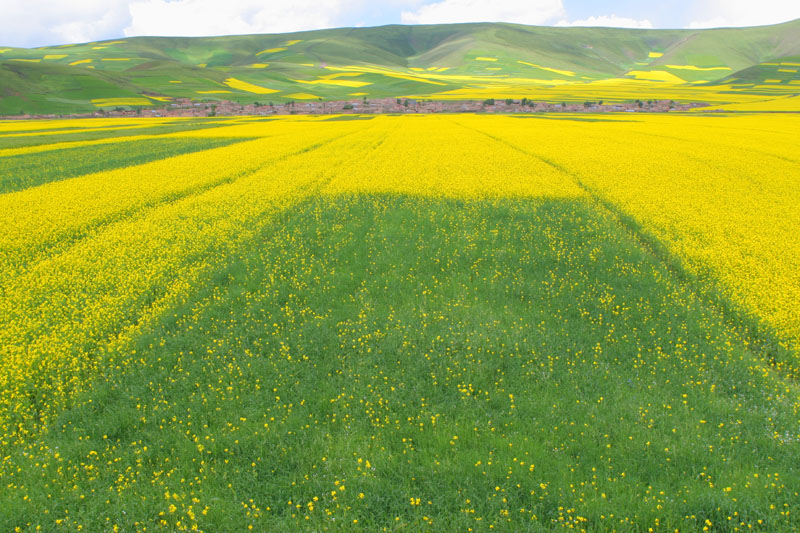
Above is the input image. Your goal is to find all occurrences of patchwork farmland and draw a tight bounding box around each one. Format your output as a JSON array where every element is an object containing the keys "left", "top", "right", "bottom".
[{"left": 2, "top": 20, "right": 800, "bottom": 116}]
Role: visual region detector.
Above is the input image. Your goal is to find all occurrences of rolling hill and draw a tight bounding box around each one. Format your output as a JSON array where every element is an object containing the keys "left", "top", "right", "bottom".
[{"left": 1, "top": 19, "right": 800, "bottom": 115}]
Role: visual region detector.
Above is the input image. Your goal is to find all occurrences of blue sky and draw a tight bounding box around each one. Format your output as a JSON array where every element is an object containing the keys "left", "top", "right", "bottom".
[
  {"left": 2, "top": 0, "right": 799, "bottom": 48},
  {"left": 357, "top": 0, "right": 689, "bottom": 29}
]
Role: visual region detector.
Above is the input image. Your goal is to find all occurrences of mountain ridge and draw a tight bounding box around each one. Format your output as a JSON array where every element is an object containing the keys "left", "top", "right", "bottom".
[{"left": 1, "top": 19, "right": 799, "bottom": 115}]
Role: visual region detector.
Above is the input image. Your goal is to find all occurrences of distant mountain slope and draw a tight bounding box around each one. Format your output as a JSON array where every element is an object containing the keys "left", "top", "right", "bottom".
[{"left": 1, "top": 19, "right": 799, "bottom": 115}]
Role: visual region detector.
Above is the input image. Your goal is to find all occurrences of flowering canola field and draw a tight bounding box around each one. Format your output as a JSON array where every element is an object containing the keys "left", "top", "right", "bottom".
[{"left": 1, "top": 114, "right": 799, "bottom": 531}]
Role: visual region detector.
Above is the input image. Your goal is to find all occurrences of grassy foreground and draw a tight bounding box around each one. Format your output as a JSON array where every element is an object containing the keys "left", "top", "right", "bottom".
[
  {"left": 3, "top": 194, "right": 797, "bottom": 531},
  {"left": 0, "top": 115, "right": 798, "bottom": 531}
]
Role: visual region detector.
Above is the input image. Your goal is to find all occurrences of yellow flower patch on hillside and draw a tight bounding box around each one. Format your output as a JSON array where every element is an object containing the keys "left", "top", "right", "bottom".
[{"left": 224, "top": 78, "right": 280, "bottom": 94}]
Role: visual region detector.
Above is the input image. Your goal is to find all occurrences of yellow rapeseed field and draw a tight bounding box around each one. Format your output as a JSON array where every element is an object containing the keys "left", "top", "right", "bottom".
[
  {"left": 1, "top": 113, "right": 798, "bottom": 439},
  {"left": 0, "top": 113, "right": 798, "bottom": 531},
  {"left": 0, "top": 119, "right": 369, "bottom": 440},
  {"left": 466, "top": 114, "right": 800, "bottom": 356}
]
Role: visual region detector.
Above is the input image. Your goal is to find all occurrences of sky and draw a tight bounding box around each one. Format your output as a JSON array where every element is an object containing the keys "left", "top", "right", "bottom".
[{"left": 2, "top": 0, "right": 800, "bottom": 48}]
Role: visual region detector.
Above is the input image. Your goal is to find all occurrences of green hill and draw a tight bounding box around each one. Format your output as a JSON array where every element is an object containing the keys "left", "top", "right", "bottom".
[{"left": 2, "top": 19, "right": 800, "bottom": 114}]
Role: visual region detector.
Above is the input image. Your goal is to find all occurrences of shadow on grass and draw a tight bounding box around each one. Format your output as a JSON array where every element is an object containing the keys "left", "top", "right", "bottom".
[{"left": 5, "top": 194, "right": 798, "bottom": 531}]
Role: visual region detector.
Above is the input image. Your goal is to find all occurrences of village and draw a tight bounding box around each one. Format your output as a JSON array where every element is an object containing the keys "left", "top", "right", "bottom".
[{"left": 6, "top": 96, "right": 710, "bottom": 120}]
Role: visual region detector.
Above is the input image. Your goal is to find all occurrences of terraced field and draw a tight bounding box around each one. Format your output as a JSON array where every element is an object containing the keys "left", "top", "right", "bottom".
[{"left": 1, "top": 114, "right": 799, "bottom": 531}]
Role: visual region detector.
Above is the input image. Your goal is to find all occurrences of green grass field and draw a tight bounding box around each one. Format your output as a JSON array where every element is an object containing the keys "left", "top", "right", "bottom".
[
  {"left": 0, "top": 136, "right": 249, "bottom": 193},
  {"left": 5, "top": 192, "right": 799, "bottom": 531},
  {"left": 0, "top": 120, "right": 233, "bottom": 150}
]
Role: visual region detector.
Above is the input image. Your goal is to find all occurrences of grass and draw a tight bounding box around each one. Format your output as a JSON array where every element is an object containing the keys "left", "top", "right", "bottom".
[
  {"left": 0, "top": 136, "right": 250, "bottom": 193},
  {"left": 0, "top": 120, "right": 231, "bottom": 150},
  {"left": 2, "top": 192, "right": 798, "bottom": 531}
]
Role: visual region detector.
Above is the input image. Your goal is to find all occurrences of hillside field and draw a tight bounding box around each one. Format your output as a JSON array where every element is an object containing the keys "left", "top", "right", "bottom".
[
  {"left": 0, "top": 113, "right": 798, "bottom": 531},
  {"left": 2, "top": 20, "right": 800, "bottom": 115}
]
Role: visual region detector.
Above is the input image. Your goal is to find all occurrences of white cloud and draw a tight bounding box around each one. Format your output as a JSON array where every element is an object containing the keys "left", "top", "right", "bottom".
[
  {"left": 401, "top": 0, "right": 565, "bottom": 25},
  {"left": 557, "top": 15, "right": 653, "bottom": 29},
  {"left": 0, "top": 0, "right": 132, "bottom": 47},
  {"left": 687, "top": 0, "right": 800, "bottom": 28},
  {"left": 124, "top": 0, "right": 349, "bottom": 37},
  {"left": 0, "top": 0, "right": 367, "bottom": 47},
  {"left": 5, "top": 0, "right": 797, "bottom": 50}
]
